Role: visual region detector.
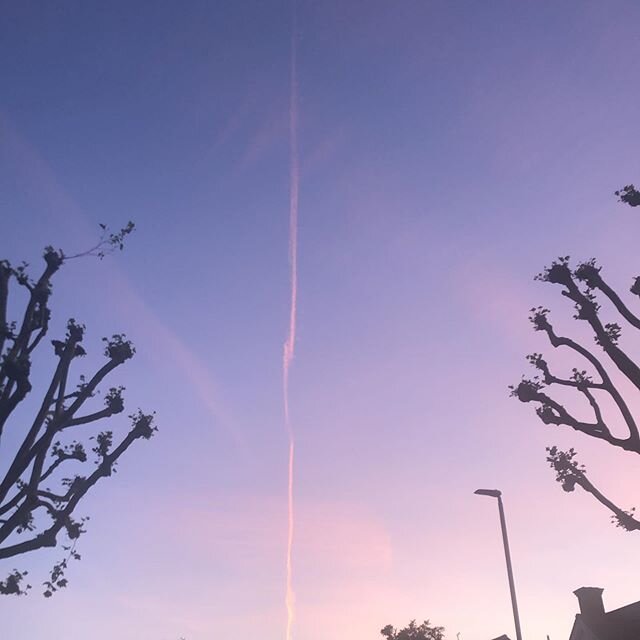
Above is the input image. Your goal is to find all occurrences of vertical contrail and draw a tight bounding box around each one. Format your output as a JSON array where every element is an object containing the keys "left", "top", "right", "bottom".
[{"left": 283, "top": 3, "right": 299, "bottom": 640}]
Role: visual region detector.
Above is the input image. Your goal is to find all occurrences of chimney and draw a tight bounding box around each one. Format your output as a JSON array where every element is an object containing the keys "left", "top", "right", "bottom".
[{"left": 574, "top": 587, "right": 605, "bottom": 622}]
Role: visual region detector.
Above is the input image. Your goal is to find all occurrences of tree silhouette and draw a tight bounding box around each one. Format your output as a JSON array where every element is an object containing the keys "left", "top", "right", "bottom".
[
  {"left": 512, "top": 187, "right": 640, "bottom": 531},
  {"left": 381, "top": 620, "right": 445, "bottom": 640},
  {"left": 615, "top": 184, "right": 640, "bottom": 207},
  {"left": 0, "top": 224, "right": 156, "bottom": 595}
]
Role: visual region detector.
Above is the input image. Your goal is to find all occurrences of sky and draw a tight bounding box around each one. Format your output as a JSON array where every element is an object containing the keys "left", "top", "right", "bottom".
[{"left": 2, "top": 1, "right": 640, "bottom": 639}]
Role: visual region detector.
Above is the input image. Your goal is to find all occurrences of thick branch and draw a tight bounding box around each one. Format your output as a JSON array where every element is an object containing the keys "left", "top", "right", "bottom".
[
  {"left": 65, "top": 359, "right": 121, "bottom": 417},
  {"left": 0, "top": 373, "right": 32, "bottom": 440},
  {"left": 577, "top": 475, "right": 640, "bottom": 530},
  {"left": 0, "top": 352, "right": 121, "bottom": 507},
  {"left": 562, "top": 277, "right": 640, "bottom": 391},
  {"left": 0, "top": 262, "right": 10, "bottom": 358},
  {"left": 525, "top": 386, "right": 622, "bottom": 444},
  {"left": 582, "top": 387, "right": 604, "bottom": 426},
  {"left": 0, "top": 487, "right": 27, "bottom": 517},
  {"left": 0, "top": 338, "right": 78, "bottom": 501},
  {"left": 2, "top": 251, "right": 61, "bottom": 375},
  {"left": 62, "top": 407, "right": 115, "bottom": 429},
  {"left": 593, "top": 275, "right": 640, "bottom": 330},
  {"left": 549, "top": 447, "right": 640, "bottom": 532},
  {"left": 532, "top": 314, "right": 640, "bottom": 443},
  {"left": 40, "top": 447, "right": 86, "bottom": 484},
  {"left": 0, "top": 415, "right": 152, "bottom": 557}
]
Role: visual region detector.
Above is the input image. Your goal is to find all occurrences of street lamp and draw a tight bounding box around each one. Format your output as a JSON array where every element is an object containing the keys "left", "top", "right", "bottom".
[{"left": 474, "top": 489, "right": 523, "bottom": 640}]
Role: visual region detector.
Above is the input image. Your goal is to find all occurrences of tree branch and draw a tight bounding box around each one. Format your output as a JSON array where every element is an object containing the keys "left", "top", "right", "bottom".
[
  {"left": 547, "top": 446, "right": 640, "bottom": 531},
  {"left": 557, "top": 268, "right": 640, "bottom": 391},
  {"left": 3, "top": 250, "right": 62, "bottom": 373},
  {"left": 62, "top": 407, "right": 116, "bottom": 429},
  {"left": 0, "top": 332, "right": 80, "bottom": 501},
  {"left": 574, "top": 262, "right": 640, "bottom": 331},
  {"left": 0, "top": 411, "right": 155, "bottom": 558},
  {"left": 0, "top": 227, "right": 148, "bottom": 592},
  {"left": 0, "top": 261, "right": 10, "bottom": 359},
  {"left": 527, "top": 309, "right": 640, "bottom": 443}
]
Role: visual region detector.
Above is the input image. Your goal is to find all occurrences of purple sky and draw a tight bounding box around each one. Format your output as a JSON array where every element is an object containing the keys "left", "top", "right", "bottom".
[{"left": 2, "top": 2, "right": 640, "bottom": 639}]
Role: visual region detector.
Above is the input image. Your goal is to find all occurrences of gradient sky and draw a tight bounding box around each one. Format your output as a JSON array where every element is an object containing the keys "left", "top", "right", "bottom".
[{"left": 2, "top": 2, "right": 640, "bottom": 639}]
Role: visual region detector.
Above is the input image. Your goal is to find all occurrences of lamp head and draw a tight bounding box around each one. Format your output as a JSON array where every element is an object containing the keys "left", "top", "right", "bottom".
[{"left": 474, "top": 489, "right": 502, "bottom": 498}]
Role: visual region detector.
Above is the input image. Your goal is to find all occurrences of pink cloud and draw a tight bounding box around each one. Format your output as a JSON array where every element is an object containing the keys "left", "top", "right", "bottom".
[
  {"left": 158, "top": 493, "right": 393, "bottom": 574},
  {"left": 89, "top": 492, "right": 394, "bottom": 639},
  {"left": 295, "top": 500, "right": 393, "bottom": 573}
]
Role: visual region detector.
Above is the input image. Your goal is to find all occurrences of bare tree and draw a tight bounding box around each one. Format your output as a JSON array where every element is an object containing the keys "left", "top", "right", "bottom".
[
  {"left": 0, "top": 223, "right": 156, "bottom": 595},
  {"left": 512, "top": 186, "right": 640, "bottom": 531}
]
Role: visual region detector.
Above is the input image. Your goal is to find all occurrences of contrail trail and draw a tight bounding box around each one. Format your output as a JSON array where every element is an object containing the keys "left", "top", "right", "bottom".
[{"left": 283, "top": 3, "right": 299, "bottom": 639}]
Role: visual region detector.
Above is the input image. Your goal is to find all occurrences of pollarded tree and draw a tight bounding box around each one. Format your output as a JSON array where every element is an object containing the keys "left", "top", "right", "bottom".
[
  {"left": 380, "top": 620, "right": 446, "bottom": 640},
  {"left": 0, "top": 224, "right": 156, "bottom": 596},
  {"left": 512, "top": 186, "right": 640, "bottom": 531}
]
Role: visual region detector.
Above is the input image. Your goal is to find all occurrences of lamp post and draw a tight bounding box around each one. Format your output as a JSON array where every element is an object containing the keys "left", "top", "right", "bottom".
[{"left": 474, "top": 489, "right": 523, "bottom": 640}]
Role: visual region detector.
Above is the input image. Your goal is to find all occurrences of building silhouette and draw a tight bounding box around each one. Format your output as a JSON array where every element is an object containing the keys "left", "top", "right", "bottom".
[
  {"left": 570, "top": 587, "right": 640, "bottom": 640},
  {"left": 490, "top": 586, "right": 640, "bottom": 639}
]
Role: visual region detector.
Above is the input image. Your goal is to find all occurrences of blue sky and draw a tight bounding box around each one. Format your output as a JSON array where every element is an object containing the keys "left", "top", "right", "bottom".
[{"left": 3, "top": 2, "right": 640, "bottom": 639}]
